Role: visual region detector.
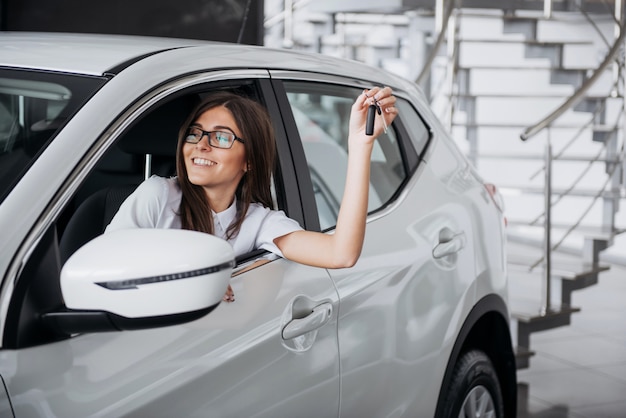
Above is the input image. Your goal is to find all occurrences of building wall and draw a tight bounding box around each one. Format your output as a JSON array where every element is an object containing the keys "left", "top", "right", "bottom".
[{"left": 0, "top": 0, "right": 264, "bottom": 45}]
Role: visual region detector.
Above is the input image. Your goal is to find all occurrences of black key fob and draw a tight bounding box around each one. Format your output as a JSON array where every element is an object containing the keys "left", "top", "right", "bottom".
[{"left": 366, "top": 104, "right": 376, "bottom": 135}]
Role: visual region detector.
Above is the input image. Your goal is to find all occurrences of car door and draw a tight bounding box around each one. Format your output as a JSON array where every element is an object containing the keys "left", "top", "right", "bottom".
[
  {"left": 0, "top": 73, "right": 340, "bottom": 417},
  {"left": 274, "top": 74, "right": 478, "bottom": 417}
]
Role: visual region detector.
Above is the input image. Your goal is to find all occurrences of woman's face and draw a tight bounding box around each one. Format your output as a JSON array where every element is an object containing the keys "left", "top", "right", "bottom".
[{"left": 183, "top": 105, "right": 247, "bottom": 201}]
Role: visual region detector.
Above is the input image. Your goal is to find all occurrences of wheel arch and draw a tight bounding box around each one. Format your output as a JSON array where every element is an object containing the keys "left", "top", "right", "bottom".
[{"left": 434, "top": 293, "right": 517, "bottom": 418}]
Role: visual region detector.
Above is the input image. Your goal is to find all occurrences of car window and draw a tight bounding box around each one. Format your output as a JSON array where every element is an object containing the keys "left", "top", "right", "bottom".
[
  {"left": 284, "top": 82, "right": 407, "bottom": 230},
  {"left": 57, "top": 81, "right": 296, "bottom": 265},
  {"left": 395, "top": 98, "right": 431, "bottom": 158},
  {"left": 0, "top": 70, "right": 107, "bottom": 203},
  {"left": 9, "top": 81, "right": 289, "bottom": 349}
]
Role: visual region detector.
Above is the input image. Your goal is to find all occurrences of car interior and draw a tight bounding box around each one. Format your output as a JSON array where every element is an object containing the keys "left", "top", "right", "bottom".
[
  {"left": 57, "top": 84, "right": 276, "bottom": 265},
  {"left": 5, "top": 83, "right": 277, "bottom": 349},
  {"left": 58, "top": 94, "right": 199, "bottom": 264}
]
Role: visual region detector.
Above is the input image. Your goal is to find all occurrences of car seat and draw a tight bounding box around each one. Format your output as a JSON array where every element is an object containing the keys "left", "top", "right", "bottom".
[
  {"left": 59, "top": 94, "right": 200, "bottom": 264},
  {"left": 59, "top": 185, "right": 137, "bottom": 263}
]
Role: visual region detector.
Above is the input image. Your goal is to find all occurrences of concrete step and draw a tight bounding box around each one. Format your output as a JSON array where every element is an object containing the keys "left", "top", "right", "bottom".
[
  {"left": 512, "top": 301, "right": 581, "bottom": 326},
  {"left": 536, "top": 14, "right": 614, "bottom": 45},
  {"left": 477, "top": 152, "right": 620, "bottom": 163},
  {"left": 506, "top": 226, "right": 621, "bottom": 260},
  {"left": 508, "top": 251, "right": 610, "bottom": 280},
  {"left": 458, "top": 68, "right": 615, "bottom": 97},
  {"left": 451, "top": 123, "right": 605, "bottom": 146},
  {"left": 512, "top": 301, "right": 581, "bottom": 370},
  {"left": 453, "top": 96, "right": 617, "bottom": 126},
  {"left": 458, "top": 39, "right": 600, "bottom": 69},
  {"left": 514, "top": 345, "right": 535, "bottom": 370},
  {"left": 501, "top": 193, "right": 620, "bottom": 231},
  {"left": 474, "top": 157, "right": 614, "bottom": 190},
  {"left": 499, "top": 185, "right": 623, "bottom": 198}
]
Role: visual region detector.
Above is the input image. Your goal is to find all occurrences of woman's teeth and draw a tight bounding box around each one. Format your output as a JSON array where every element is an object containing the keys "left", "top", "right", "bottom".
[{"left": 193, "top": 158, "right": 216, "bottom": 166}]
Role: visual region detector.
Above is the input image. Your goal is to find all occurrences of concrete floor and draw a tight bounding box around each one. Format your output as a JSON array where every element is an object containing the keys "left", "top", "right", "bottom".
[{"left": 509, "top": 245, "right": 626, "bottom": 418}]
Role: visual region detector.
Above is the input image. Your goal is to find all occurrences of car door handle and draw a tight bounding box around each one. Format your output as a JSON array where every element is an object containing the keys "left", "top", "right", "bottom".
[
  {"left": 432, "top": 231, "right": 465, "bottom": 259},
  {"left": 282, "top": 302, "right": 333, "bottom": 340}
]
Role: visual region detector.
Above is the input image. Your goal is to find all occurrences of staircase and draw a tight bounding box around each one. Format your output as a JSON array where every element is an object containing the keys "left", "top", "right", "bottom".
[
  {"left": 264, "top": 1, "right": 626, "bottom": 370},
  {"left": 445, "top": 7, "right": 625, "bottom": 369}
]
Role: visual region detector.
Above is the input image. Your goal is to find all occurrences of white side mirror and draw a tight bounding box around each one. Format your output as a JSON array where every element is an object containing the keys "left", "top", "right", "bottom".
[{"left": 44, "top": 229, "right": 234, "bottom": 334}]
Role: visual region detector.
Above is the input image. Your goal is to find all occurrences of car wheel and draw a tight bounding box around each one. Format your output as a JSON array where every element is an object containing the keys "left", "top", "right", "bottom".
[{"left": 441, "top": 350, "right": 504, "bottom": 418}]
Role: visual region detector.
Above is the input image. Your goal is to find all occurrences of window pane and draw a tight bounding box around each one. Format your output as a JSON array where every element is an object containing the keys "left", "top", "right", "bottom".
[
  {"left": 395, "top": 98, "right": 431, "bottom": 157},
  {"left": 285, "top": 82, "right": 406, "bottom": 230},
  {"left": 0, "top": 70, "right": 106, "bottom": 203}
]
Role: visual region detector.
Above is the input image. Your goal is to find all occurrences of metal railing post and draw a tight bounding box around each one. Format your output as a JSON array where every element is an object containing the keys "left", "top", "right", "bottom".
[
  {"left": 542, "top": 131, "right": 553, "bottom": 313},
  {"left": 446, "top": 9, "right": 457, "bottom": 131},
  {"left": 544, "top": 0, "right": 553, "bottom": 19},
  {"left": 435, "top": 0, "right": 444, "bottom": 34},
  {"left": 283, "top": 0, "right": 294, "bottom": 48},
  {"left": 617, "top": 0, "right": 626, "bottom": 197}
]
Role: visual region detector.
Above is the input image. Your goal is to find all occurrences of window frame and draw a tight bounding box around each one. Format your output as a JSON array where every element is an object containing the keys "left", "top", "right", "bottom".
[
  {"left": 270, "top": 74, "right": 426, "bottom": 232},
  {"left": 2, "top": 73, "right": 303, "bottom": 349}
]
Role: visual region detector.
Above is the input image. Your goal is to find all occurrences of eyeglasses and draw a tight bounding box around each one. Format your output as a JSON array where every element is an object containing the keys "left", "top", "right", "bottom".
[{"left": 184, "top": 127, "right": 245, "bottom": 149}]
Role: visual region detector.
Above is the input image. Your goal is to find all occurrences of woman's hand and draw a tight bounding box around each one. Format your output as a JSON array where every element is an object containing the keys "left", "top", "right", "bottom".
[
  {"left": 275, "top": 87, "right": 399, "bottom": 269},
  {"left": 223, "top": 284, "right": 235, "bottom": 303},
  {"left": 349, "top": 86, "right": 398, "bottom": 147}
]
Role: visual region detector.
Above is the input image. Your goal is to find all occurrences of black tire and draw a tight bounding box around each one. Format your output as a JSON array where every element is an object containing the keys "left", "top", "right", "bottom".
[{"left": 441, "top": 350, "right": 504, "bottom": 418}]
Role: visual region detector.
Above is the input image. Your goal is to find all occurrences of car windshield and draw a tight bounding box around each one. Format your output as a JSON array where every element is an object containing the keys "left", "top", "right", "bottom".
[{"left": 0, "top": 69, "right": 107, "bottom": 203}]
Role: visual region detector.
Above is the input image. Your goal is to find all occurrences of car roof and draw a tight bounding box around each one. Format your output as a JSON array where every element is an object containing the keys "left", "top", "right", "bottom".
[
  {"left": 0, "top": 32, "right": 213, "bottom": 75},
  {"left": 0, "top": 32, "right": 414, "bottom": 89}
]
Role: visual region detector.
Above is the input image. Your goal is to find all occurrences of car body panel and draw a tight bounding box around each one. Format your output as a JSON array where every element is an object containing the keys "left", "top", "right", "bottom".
[
  {"left": 0, "top": 32, "right": 209, "bottom": 75},
  {"left": 0, "top": 259, "right": 340, "bottom": 418},
  {"left": 0, "top": 375, "right": 12, "bottom": 416},
  {"left": 0, "top": 33, "right": 513, "bottom": 417},
  {"left": 330, "top": 138, "right": 489, "bottom": 417}
]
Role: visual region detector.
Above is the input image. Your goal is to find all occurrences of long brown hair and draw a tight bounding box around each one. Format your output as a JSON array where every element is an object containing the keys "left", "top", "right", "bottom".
[{"left": 176, "top": 91, "right": 276, "bottom": 239}]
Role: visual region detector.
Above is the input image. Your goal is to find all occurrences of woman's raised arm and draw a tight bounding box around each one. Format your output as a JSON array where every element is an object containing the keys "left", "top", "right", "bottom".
[{"left": 274, "top": 86, "right": 398, "bottom": 268}]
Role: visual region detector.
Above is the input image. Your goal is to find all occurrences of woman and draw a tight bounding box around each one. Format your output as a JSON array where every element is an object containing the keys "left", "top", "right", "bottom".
[{"left": 107, "top": 87, "right": 397, "bottom": 300}]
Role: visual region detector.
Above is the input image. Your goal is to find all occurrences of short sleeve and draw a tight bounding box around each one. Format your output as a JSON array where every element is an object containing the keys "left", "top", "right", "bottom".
[{"left": 254, "top": 208, "right": 303, "bottom": 257}]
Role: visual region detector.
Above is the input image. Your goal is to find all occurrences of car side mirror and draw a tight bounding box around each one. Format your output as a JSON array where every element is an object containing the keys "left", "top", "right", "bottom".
[{"left": 42, "top": 229, "right": 234, "bottom": 335}]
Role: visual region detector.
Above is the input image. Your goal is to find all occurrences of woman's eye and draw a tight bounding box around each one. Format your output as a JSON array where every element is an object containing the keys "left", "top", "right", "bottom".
[{"left": 216, "top": 133, "right": 230, "bottom": 144}]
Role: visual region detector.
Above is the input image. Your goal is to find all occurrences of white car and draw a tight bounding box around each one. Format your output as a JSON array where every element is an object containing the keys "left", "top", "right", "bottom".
[{"left": 0, "top": 33, "right": 515, "bottom": 417}]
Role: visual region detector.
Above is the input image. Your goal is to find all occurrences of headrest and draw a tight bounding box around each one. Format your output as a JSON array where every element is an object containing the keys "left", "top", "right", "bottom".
[{"left": 118, "top": 94, "right": 200, "bottom": 156}]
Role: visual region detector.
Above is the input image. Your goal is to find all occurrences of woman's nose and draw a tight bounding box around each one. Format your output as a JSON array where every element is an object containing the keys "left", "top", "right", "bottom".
[{"left": 196, "top": 135, "right": 212, "bottom": 150}]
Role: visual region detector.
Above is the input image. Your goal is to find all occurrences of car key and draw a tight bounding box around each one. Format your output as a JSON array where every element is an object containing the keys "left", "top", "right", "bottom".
[{"left": 366, "top": 104, "right": 377, "bottom": 135}]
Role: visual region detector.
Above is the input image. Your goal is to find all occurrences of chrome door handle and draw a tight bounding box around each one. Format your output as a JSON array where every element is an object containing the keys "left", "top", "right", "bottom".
[
  {"left": 433, "top": 231, "right": 465, "bottom": 259},
  {"left": 282, "top": 302, "right": 333, "bottom": 340}
]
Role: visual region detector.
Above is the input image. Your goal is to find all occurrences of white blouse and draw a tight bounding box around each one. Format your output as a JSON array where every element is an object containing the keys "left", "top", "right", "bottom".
[{"left": 105, "top": 176, "right": 303, "bottom": 257}]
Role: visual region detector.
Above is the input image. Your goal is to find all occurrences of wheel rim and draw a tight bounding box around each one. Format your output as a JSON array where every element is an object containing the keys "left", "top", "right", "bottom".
[{"left": 458, "top": 385, "right": 496, "bottom": 418}]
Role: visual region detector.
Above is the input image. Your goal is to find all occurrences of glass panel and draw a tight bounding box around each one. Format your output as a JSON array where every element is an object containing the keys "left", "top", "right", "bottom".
[
  {"left": 284, "top": 82, "right": 406, "bottom": 230},
  {"left": 0, "top": 70, "right": 106, "bottom": 203},
  {"left": 395, "top": 98, "right": 431, "bottom": 157}
]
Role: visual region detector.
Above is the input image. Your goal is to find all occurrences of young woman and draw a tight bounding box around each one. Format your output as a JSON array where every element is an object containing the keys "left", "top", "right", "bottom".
[{"left": 107, "top": 87, "right": 397, "bottom": 300}]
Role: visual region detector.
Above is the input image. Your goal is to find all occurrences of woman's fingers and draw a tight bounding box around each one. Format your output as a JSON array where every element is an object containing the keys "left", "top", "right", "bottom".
[
  {"left": 350, "top": 86, "right": 398, "bottom": 139},
  {"left": 223, "top": 284, "right": 235, "bottom": 303},
  {"left": 362, "top": 86, "right": 398, "bottom": 134}
]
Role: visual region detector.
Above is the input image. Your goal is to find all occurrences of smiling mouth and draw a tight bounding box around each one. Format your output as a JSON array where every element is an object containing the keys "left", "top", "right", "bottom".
[{"left": 193, "top": 157, "right": 217, "bottom": 167}]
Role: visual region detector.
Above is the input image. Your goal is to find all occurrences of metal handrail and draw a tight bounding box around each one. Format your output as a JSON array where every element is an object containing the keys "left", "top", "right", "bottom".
[
  {"left": 415, "top": 0, "right": 456, "bottom": 85},
  {"left": 529, "top": 144, "right": 624, "bottom": 270},
  {"left": 529, "top": 101, "right": 624, "bottom": 227},
  {"left": 520, "top": 18, "right": 626, "bottom": 141},
  {"left": 528, "top": 99, "right": 608, "bottom": 180},
  {"left": 518, "top": 3, "right": 626, "bottom": 314}
]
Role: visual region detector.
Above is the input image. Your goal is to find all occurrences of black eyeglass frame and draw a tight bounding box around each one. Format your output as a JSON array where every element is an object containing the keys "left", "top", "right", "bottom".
[{"left": 184, "top": 127, "right": 245, "bottom": 149}]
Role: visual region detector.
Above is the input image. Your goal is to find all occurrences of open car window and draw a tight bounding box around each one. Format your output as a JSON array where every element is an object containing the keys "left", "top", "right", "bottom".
[
  {"left": 7, "top": 79, "right": 289, "bottom": 349},
  {"left": 283, "top": 81, "right": 408, "bottom": 230}
]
